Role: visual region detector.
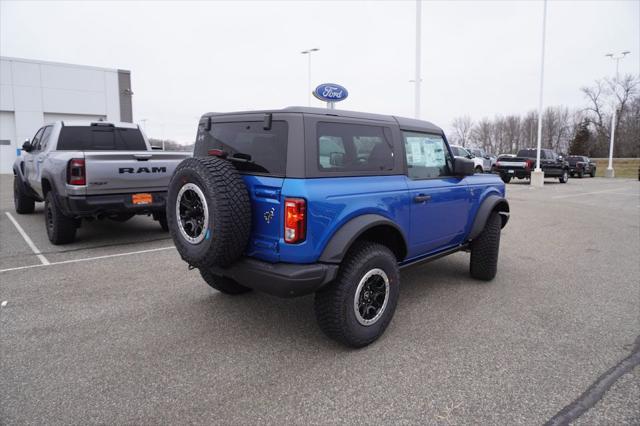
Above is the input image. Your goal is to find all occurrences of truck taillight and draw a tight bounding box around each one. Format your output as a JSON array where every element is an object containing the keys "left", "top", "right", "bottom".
[
  {"left": 495, "top": 161, "right": 501, "bottom": 168},
  {"left": 67, "top": 158, "right": 86, "bottom": 186},
  {"left": 284, "top": 198, "right": 306, "bottom": 244},
  {"left": 525, "top": 159, "right": 533, "bottom": 170}
]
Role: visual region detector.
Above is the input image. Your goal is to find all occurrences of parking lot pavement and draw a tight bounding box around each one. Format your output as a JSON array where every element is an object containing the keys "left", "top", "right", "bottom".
[{"left": 1, "top": 174, "right": 638, "bottom": 424}]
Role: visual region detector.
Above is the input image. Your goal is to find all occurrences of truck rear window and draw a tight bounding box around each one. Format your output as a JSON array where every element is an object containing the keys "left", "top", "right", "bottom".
[
  {"left": 194, "top": 121, "right": 287, "bottom": 176},
  {"left": 58, "top": 126, "right": 146, "bottom": 151}
]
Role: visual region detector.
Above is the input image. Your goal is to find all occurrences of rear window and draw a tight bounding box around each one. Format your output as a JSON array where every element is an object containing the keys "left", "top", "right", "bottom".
[
  {"left": 195, "top": 121, "right": 287, "bottom": 176},
  {"left": 517, "top": 149, "right": 545, "bottom": 159},
  {"left": 58, "top": 126, "right": 146, "bottom": 151}
]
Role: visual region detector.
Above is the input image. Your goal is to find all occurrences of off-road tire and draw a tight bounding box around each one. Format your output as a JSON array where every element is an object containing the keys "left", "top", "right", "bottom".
[
  {"left": 590, "top": 168, "right": 596, "bottom": 177},
  {"left": 14, "top": 176, "right": 35, "bottom": 214},
  {"left": 199, "top": 267, "right": 251, "bottom": 295},
  {"left": 570, "top": 172, "right": 575, "bottom": 178},
  {"left": 315, "top": 242, "right": 400, "bottom": 348},
  {"left": 469, "top": 212, "right": 501, "bottom": 281},
  {"left": 578, "top": 170, "right": 584, "bottom": 178},
  {"left": 559, "top": 169, "right": 569, "bottom": 183},
  {"left": 501, "top": 175, "right": 511, "bottom": 184},
  {"left": 45, "top": 192, "right": 77, "bottom": 245},
  {"left": 167, "top": 157, "right": 251, "bottom": 268}
]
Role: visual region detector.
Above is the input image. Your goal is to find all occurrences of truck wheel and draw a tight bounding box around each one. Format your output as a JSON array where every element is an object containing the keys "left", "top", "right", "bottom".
[
  {"left": 577, "top": 170, "right": 584, "bottom": 178},
  {"left": 14, "top": 177, "right": 35, "bottom": 214},
  {"left": 199, "top": 267, "right": 251, "bottom": 295},
  {"left": 45, "top": 192, "right": 77, "bottom": 245},
  {"left": 559, "top": 170, "right": 569, "bottom": 183},
  {"left": 475, "top": 166, "right": 483, "bottom": 174},
  {"left": 591, "top": 168, "right": 596, "bottom": 177},
  {"left": 501, "top": 175, "right": 511, "bottom": 184},
  {"left": 153, "top": 211, "right": 169, "bottom": 231},
  {"left": 167, "top": 157, "right": 251, "bottom": 268},
  {"left": 469, "top": 212, "right": 501, "bottom": 281},
  {"left": 314, "top": 242, "right": 400, "bottom": 348}
]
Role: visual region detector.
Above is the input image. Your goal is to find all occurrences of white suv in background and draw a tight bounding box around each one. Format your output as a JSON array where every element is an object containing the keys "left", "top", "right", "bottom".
[{"left": 450, "top": 145, "right": 485, "bottom": 173}]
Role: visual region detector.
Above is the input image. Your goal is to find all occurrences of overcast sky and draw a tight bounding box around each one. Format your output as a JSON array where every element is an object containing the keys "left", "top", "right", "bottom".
[{"left": 1, "top": 0, "right": 639, "bottom": 143}]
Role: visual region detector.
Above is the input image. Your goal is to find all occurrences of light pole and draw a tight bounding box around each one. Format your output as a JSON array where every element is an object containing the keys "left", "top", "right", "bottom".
[
  {"left": 414, "top": 0, "right": 422, "bottom": 119},
  {"left": 301, "top": 48, "right": 319, "bottom": 106},
  {"left": 604, "top": 51, "right": 630, "bottom": 178},
  {"left": 531, "top": 0, "right": 548, "bottom": 188}
]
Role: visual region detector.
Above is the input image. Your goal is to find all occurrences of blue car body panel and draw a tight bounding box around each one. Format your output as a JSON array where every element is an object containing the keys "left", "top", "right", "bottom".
[{"left": 241, "top": 172, "right": 505, "bottom": 265}]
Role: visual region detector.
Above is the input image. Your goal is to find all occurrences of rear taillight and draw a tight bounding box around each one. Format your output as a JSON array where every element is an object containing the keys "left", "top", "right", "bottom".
[
  {"left": 67, "top": 158, "right": 86, "bottom": 186},
  {"left": 284, "top": 198, "right": 306, "bottom": 244},
  {"left": 525, "top": 159, "right": 533, "bottom": 170},
  {"left": 495, "top": 161, "right": 501, "bottom": 168}
]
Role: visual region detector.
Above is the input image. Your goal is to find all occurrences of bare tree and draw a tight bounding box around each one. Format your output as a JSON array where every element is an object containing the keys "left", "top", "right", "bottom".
[{"left": 450, "top": 115, "right": 474, "bottom": 147}]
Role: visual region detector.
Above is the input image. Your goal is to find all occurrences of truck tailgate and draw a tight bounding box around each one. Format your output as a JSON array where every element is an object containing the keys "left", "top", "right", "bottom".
[{"left": 83, "top": 151, "right": 190, "bottom": 195}]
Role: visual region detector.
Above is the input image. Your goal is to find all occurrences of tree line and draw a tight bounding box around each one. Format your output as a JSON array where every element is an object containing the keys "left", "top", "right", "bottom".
[{"left": 450, "top": 74, "right": 639, "bottom": 157}]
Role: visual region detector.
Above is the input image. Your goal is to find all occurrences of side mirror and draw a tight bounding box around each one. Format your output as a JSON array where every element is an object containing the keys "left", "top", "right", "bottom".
[
  {"left": 558, "top": 155, "right": 564, "bottom": 161},
  {"left": 22, "top": 140, "right": 33, "bottom": 152},
  {"left": 453, "top": 157, "right": 475, "bottom": 176},
  {"left": 466, "top": 154, "right": 474, "bottom": 159}
]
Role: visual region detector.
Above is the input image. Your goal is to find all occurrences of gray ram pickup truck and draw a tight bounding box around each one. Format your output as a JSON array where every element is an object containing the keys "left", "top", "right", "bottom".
[{"left": 13, "top": 121, "right": 191, "bottom": 244}]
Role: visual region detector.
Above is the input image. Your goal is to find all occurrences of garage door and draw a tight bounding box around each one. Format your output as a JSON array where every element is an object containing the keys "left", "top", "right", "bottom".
[
  {"left": 43, "top": 112, "right": 106, "bottom": 125},
  {"left": 0, "top": 111, "right": 16, "bottom": 174}
]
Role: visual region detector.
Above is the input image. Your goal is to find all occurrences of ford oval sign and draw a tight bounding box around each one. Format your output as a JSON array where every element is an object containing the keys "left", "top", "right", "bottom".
[{"left": 313, "top": 83, "right": 348, "bottom": 102}]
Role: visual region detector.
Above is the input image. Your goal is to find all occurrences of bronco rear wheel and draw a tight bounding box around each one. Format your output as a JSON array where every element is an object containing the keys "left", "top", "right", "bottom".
[
  {"left": 315, "top": 242, "right": 400, "bottom": 348},
  {"left": 167, "top": 157, "right": 251, "bottom": 268}
]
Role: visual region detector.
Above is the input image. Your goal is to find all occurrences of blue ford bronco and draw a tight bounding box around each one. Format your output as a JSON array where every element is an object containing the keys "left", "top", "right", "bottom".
[{"left": 167, "top": 107, "right": 509, "bottom": 347}]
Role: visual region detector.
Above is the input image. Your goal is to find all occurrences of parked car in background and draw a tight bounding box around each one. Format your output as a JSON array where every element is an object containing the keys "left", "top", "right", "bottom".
[
  {"left": 450, "top": 145, "right": 485, "bottom": 173},
  {"left": 567, "top": 155, "right": 596, "bottom": 178},
  {"left": 494, "top": 148, "right": 570, "bottom": 184},
  {"left": 166, "top": 107, "right": 509, "bottom": 347},
  {"left": 469, "top": 148, "right": 492, "bottom": 172},
  {"left": 13, "top": 121, "right": 191, "bottom": 244}
]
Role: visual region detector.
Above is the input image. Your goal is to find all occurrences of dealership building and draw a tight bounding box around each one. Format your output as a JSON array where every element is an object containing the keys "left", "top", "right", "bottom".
[{"left": 0, "top": 57, "right": 133, "bottom": 174}]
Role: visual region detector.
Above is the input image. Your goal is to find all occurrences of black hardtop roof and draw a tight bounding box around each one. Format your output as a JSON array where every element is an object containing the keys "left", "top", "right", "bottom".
[{"left": 201, "top": 106, "right": 443, "bottom": 134}]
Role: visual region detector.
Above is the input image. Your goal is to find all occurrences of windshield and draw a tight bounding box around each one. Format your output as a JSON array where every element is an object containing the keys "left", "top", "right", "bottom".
[{"left": 195, "top": 120, "right": 288, "bottom": 176}]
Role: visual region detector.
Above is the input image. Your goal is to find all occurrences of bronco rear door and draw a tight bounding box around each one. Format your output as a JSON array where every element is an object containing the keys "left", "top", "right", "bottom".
[{"left": 194, "top": 114, "right": 295, "bottom": 263}]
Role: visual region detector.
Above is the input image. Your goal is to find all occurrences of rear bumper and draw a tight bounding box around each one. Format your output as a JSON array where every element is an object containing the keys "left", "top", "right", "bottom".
[
  {"left": 59, "top": 192, "right": 167, "bottom": 217},
  {"left": 207, "top": 257, "right": 339, "bottom": 298},
  {"left": 498, "top": 168, "right": 529, "bottom": 178}
]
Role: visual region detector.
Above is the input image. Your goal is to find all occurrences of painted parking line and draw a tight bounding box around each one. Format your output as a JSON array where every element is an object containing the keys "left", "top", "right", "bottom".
[
  {"left": 551, "top": 187, "right": 637, "bottom": 199},
  {"left": 0, "top": 246, "right": 175, "bottom": 274},
  {"left": 5, "top": 212, "right": 50, "bottom": 265}
]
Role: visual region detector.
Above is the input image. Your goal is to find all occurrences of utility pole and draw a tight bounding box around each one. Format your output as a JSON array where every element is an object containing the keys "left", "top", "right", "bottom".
[
  {"left": 604, "top": 51, "right": 630, "bottom": 178},
  {"left": 301, "top": 48, "right": 319, "bottom": 107},
  {"left": 531, "top": 0, "right": 548, "bottom": 188},
  {"left": 414, "top": 0, "right": 422, "bottom": 119}
]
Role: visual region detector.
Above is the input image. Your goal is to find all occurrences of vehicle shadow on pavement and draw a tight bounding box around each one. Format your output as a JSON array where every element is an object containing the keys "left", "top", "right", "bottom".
[{"left": 187, "top": 253, "right": 475, "bottom": 351}]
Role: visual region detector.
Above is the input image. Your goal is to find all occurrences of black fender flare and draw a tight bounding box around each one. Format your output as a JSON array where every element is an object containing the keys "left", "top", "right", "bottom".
[
  {"left": 12, "top": 163, "right": 40, "bottom": 200},
  {"left": 468, "top": 195, "right": 509, "bottom": 241},
  {"left": 319, "top": 214, "right": 408, "bottom": 264}
]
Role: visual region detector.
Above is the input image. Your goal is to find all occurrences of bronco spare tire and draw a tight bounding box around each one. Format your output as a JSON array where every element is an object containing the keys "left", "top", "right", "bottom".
[{"left": 167, "top": 157, "right": 251, "bottom": 267}]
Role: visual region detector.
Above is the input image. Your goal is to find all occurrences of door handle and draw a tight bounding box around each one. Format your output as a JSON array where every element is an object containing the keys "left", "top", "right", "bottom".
[{"left": 414, "top": 194, "right": 431, "bottom": 203}]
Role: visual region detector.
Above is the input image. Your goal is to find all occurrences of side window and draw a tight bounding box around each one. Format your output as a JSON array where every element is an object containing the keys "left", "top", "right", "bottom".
[
  {"left": 38, "top": 126, "right": 53, "bottom": 151},
  {"left": 317, "top": 122, "right": 393, "bottom": 172},
  {"left": 31, "top": 128, "right": 44, "bottom": 151},
  {"left": 403, "top": 132, "right": 451, "bottom": 179}
]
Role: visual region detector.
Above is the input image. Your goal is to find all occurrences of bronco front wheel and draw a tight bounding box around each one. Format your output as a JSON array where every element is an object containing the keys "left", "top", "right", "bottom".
[{"left": 314, "top": 242, "right": 400, "bottom": 348}]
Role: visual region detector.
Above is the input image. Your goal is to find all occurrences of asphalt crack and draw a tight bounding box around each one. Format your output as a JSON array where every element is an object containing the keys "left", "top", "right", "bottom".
[{"left": 545, "top": 335, "right": 640, "bottom": 426}]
